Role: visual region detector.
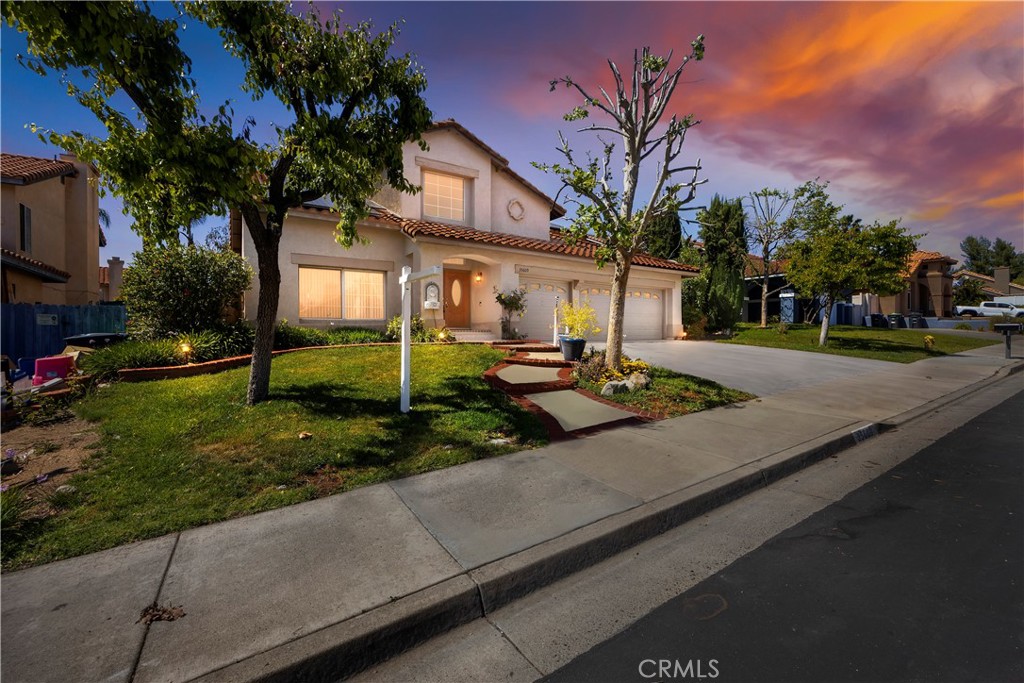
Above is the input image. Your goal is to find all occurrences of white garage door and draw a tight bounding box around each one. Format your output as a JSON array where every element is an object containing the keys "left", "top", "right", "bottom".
[
  {"left": 577, "top": 285, "right": 664, "bottom": 341},
  {"left": 519, "top": 278, "right": 570, "bottom": 341}
]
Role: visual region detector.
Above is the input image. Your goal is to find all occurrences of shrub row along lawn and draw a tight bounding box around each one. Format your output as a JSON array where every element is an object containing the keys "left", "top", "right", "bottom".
[
  {"left": 578, "top": 367, "right": 754, "bottom": 417},
  {"left": 722, "top": 324, "right": 1000, "bottom": 363},
  {"left": 3, "top": 345, "right": 547, "bottom": 570}
]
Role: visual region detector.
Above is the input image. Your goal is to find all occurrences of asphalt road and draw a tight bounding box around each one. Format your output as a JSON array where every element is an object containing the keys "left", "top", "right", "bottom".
[{"left": 543, "top": 388, "right": 1024, "bottom": 683}]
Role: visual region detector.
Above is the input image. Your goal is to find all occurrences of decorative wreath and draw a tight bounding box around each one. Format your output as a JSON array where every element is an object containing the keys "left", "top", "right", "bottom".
[{"left": 507, "top": 199, "right": 526, "bottom": 222}]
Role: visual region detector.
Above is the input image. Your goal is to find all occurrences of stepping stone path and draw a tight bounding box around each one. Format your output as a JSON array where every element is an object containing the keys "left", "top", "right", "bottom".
[{"left": 484, "top": 341, "right": 660, "bottom": 439}]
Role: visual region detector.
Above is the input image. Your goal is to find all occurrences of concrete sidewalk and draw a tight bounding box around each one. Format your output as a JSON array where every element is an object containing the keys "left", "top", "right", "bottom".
[{"left": 2, "top": 344, "right": 1022, "bottom": 683}]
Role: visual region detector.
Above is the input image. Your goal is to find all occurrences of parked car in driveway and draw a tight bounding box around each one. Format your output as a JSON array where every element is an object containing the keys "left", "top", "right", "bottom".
[{"left": 954, "top": 301, "right": 1024, "bottom": 318}]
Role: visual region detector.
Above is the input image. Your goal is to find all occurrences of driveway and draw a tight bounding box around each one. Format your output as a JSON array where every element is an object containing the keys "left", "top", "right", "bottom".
[{"left": 614, "top": 340, "right": 896, "bottom": 397}]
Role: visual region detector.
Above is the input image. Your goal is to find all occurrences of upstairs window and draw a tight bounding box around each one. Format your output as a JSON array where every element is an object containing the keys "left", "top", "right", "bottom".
[
  {"left": 19, "top": 204, "right": 31, "bottom": 254},
  {"left": 423, "top": 171, "right": 465, "bottom": 222}
]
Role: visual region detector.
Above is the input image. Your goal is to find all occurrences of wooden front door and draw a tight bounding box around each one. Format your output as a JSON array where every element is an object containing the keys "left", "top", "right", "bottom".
[{"left": 443, "top": 270, "right": 470, "bottom": 328}]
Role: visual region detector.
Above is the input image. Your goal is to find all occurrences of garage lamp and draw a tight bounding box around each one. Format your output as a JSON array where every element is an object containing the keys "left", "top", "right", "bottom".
[{"left": 475, "top": 272, "right": 483, "bottom": 283}]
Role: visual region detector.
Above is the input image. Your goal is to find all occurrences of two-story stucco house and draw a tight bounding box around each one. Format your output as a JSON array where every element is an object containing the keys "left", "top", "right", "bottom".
[
  {"left": 1, "top": 153, "right": 101, "bottom": 305},
  {"left": 235, "top": 120, "right": 697, "bottom": 341}
]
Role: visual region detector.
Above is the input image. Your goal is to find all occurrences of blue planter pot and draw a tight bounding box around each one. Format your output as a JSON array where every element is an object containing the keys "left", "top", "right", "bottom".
[{"left": 559, "top": 337, "right": 586, "bottom": 362}]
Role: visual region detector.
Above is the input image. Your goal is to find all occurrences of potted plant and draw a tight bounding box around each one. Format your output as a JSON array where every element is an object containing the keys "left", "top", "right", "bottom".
[
  {"left": 494, "top": 287, "right": 528, "bottom": 340},
  {"left": 557, "top": 299, "right": 601, "bottom": 362}
]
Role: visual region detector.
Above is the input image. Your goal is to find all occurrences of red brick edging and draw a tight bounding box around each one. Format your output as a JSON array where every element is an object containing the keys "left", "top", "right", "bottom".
[{"left": 115, "top": 340, "right": 492, "bottom": 382}]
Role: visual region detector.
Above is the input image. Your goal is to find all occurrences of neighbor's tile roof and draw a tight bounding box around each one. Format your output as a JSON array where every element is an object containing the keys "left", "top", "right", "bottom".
[
  {"left": 956, "top": 269, "right": 1024, "bottom": 294},
  {"left": 744, "top": 254, "right": 790, "bottom": 279},
  {"left": 904, "top": 250, "right": 956, "bottom": 277},
  {"left": 1, "top": 153, "right": 77, "bottom": 185},
  {"left": 361, "top": 206, "right": 697, "bottom": 273},
  {"left": 1, "top": 247, "right": 71, "bottom": 281}
]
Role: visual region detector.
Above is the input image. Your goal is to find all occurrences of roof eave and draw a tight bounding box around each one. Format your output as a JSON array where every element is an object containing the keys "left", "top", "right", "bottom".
[{"left": 1, "top": 253, "right": 71, "bottom": 283}]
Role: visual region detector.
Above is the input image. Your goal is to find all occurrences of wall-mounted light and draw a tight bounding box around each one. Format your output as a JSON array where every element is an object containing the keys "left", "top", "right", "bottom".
[{"left": 475, "top": 272, "right": 483, "bottom": 283}]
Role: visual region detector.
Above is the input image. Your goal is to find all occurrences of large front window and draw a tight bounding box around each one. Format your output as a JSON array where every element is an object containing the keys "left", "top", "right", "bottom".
[
  {"left": 423, "top": 171, "right": 465, "bottom": 221},
  {"left": 299, "top": 267, "right": 385, "bottom": 320}
]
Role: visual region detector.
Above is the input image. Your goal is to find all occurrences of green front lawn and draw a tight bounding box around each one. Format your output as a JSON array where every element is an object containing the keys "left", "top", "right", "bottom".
[
  {"left": 3, "top": 345, "right": 547, "bottom": 570},
  {"left": 579, "top": 367, "right": 754, "bottom": 417},
  {"left": 722, "top": 323, "right": 999, "bottom": 362}
]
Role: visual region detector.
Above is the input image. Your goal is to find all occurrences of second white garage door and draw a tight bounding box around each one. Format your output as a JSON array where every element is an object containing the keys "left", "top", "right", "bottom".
[{"left": 576, "top": 285, "right": 665, "bottom": 341}]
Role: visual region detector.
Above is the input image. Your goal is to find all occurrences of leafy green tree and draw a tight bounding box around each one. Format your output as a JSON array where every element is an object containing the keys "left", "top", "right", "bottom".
[
  {"left": 644, "top": 212, "right": 683, "bottom": 260},
  {"left": 696, "top": 195, "right": 747, "bottom": 331},
  {"left": 534, "top": 42, "right": 707, "bottom": 371},
  {"left": 959, "top": 235, "right": 1024, "bottom": 280},
  {"left": 786, "top": 181, "right": 918, "bottom": 346},
  {"left": 121, "top": 245, "right": 253, "bottom": 338},
  {"left": 745, "top": 187, "right": 800, "bottom": 327},
  {"left": 952, "top": 277, "right": 986, "bottom": 307},
  {"left": 6, "top": 1, "right": 431, "bottom": 404}
]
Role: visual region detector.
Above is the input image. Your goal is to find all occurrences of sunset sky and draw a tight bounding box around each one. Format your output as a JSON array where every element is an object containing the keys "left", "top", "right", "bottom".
[{"left": 2, "top": 1, "right": 1021, "bottom": 264}]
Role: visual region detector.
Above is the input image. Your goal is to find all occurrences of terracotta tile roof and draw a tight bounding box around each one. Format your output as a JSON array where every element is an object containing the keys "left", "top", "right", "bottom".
[
  {"left": 363, "top": 207, "right": 696, "bottom": 273},
  {"left": 428, "top": 120, "right": 566, "bottom": 219},
  {"left": 744, "top": 254, "right": 790, "bottom": 279},
  {"left": 1, "top": 153, "right": 77, "bottom": 185},
  {"left": 1, "top": 248, "right": 70, "bottom": 282},
  {"left": 956, "top": 269, "right": 1024, "bottom": 294},
  {"left": 99, "top": 266, "right": 109, "bottom": 286},
  {"left": 904, "top": 250, "right": 956, "bottom": 277}
]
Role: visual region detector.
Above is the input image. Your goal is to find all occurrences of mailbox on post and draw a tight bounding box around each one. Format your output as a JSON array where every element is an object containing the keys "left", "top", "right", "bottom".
[{"left": 993, "top": 323, "right": 1022, "bottom": 359}]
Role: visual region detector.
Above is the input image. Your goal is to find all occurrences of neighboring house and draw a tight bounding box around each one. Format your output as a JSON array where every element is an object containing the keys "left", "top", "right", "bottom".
[
  {"left": 1, "top": 153, "right": 101, "bottom": 305},
  {"left": 743, "top": 250, "right": 960, "bottom": 322},
  {"left": 742, "top": 256, "right": 793, "bottom": 323},
  {"left": 877, "top": 250, "right": 957, "bottom": 317},
  {"left": 98, "top": 256, "right": 125, "bottom": 302},
  {"left": 953, "top": 266, "right": 1024, "bottom": 301},
  {"left": 235, "top": 120, "right": 697, "bottom": 340}
]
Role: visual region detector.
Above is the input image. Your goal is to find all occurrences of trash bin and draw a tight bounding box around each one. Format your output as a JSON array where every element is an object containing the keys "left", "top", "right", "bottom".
[
  {"left": 907, "top": 312, "right": 922, "bottom": 329},
  {"left": 63, "top": 332, "right": 126, "bottom": 348},
  {"left": 887, "top": 313, "right": 905, "bottom": 329},
  {"left": 870, "top": 313, "right": 889, "bottom": 328}
]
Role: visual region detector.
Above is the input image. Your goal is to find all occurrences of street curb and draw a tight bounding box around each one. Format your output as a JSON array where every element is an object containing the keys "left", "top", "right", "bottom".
[
  {"left": 199, "top": 420, "right": 883, "bottom": 682},
  {"left": 191, "top": 576, "right": 481, "bottom": 683},
  {"left": 879, "top": 359, "right": 1024, "bottom": 429}
]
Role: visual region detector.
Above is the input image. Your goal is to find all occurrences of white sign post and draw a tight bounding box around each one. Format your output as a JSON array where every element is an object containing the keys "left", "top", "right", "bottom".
[
  {"left": 552, "top": 295, "right": 560, "bottom": 347},
  {"left": 399, "top": 265, "right": 442, "bottom": 413}
]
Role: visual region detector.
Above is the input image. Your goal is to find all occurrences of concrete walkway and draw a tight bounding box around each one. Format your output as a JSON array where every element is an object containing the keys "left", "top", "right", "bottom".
[{"left": 2, "top": 343, "right": 1021, "bottom": 683}]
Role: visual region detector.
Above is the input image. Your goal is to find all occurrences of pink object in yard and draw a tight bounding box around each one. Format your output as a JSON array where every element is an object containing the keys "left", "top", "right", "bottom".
[{"left": 32, "top": 355, "right": 75, "bottom": 386}]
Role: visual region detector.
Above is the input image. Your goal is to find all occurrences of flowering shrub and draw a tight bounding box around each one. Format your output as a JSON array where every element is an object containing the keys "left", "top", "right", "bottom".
[
  {"left": 558, "top": 298, "right": 601, "bottom": 339},
  {"left": 572, "top": 349, "right": 651, "bottom": 383}
]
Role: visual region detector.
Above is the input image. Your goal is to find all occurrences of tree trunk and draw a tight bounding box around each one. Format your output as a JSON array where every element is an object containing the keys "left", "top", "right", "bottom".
[
  {"left": 605, "top": 255, "right": 630, "bottom": 371},
  {"left": 245, "top": 214, "right": 282, "bottom": 405},
  {"left": 818, "top": 296, "right": 833, "bottom": 347},
  {"left": 760, "top": 278, "right": 769, "bottom": 328}
]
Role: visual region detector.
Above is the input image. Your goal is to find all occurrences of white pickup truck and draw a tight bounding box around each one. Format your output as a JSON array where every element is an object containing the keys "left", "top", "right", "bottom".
[{"left": 954, "top": 301, "right": 1024, "bottom": 317}]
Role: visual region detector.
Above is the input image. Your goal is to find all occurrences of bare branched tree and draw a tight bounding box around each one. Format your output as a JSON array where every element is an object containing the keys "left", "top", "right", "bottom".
[
  {"left": 535, "top": 41, "right": 707, "bottom": 370},
  {"left": 745, "top": 188, "right": 799, "bottom": 327}
]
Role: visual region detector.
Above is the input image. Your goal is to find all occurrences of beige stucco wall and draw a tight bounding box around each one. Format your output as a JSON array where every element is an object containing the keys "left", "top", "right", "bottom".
[
  {"left": 241, "top": 210, "right": 685, "bottom": 338},
  {"left": 241, "top": 210, "right": 412, "bottom": 328},
  {"left": 489, "top": 169, "right": 550, "bottom": 239},
  {"left": 0, "top": 158, "right": 100, "bottom": 305}
]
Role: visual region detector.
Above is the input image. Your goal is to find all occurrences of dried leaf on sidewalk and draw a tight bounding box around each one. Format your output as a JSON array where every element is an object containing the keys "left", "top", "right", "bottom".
[{"left": 137, "top": 601, "right": 186, "bottom": 624}]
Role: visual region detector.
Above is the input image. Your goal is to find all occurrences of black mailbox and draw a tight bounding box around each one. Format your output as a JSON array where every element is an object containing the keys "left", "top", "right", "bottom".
[{"left": 993, "top": 323, "right": 1022, "bottom": 359}]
